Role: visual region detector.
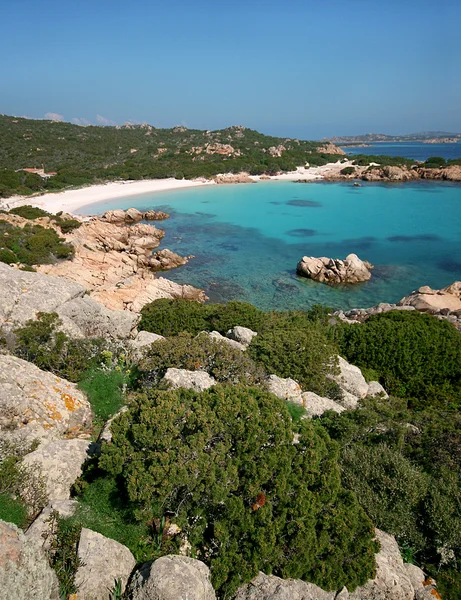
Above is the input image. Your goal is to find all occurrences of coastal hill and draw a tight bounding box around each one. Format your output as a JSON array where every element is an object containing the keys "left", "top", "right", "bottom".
[
  {"left": 0, "top": 114, "right": 343, "bottom": 198},
  {"left": 327, "top": 131, "right": 461, "bottom": 144}
]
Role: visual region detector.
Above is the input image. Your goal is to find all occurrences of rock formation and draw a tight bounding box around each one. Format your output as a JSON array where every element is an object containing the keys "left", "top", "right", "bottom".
[
  {"left": 162, "top": 368, "right": 217, "bottom": 392},
  {"left": 297, "top": 254, "right": 373, "bottom": 284},
  {"left": 398, "top": 282, "right": 461, "bottom": 313},
  {"left": 101, "top": 208, "right": 169, "bottom": 223},
  {"left": 314, "top": 143, "right": 346, "bottom": 155},
  {"left": 214, "top": 173, "right": 254, "bottom": 184}
]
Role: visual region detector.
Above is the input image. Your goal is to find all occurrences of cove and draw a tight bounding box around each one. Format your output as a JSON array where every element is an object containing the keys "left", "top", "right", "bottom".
[{"left": 78, "top": 181, "right": 461, "bottom": 311}]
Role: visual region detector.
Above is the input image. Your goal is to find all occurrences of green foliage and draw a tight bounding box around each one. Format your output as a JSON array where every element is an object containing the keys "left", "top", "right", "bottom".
[
  {"left": 285, "top": 400, "right": 307, "bottom": 422},
  {"left": 0, "top": 221, "right": 74, "bottom": 266},
  {"left": 248, "top": 321, "right": 339, "bottom": 397},
  {"left": 138, "top": 332, "right": 264, "bottom": 386},
  {"left": 56, "top": 218, "right": 81, "bottom": 233},
  {"left": 47, "top": 514, "right": 83, "bottom": 599},
  {"left": 334, "top": 311, "right": 461, "bottom": 405},
  {"left": 139, "top": 299, "right": 265, "bottom": 336},
  {"left": 424, "top": 156, "right": 447, "bottom": 168},
  {"left": 10, "top": 205, "right": 50, "bottom": 219},
  {"left": 109, "top": 579, "right": 123, "bottom": 600},
  {"left": 0, "top": 493, "right": 28, "bottom": 527},
  {"left": 78, "top": 368, "right": 126, "bottom": 422},
  {"left": 340, "top": 166, "right": 356, "bottom": 175},
  {"left": 352, "top": 154, "right": 416, "bottom": 167},
  {"left": 13, "top": 312, "right": 116, "bottom": 382},
  {"left": 99, "top": 385, "right": 377, "bottom": 596}
]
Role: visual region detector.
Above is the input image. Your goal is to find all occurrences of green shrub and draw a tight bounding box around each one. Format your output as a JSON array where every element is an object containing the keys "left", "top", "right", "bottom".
[
  {"left": 340, "top": 166, "right": 356, "bottom": 175},
  {"left": 138, "top": 332, "right": 264, "bottom": 386},
  {"left": 47, "top": 514, "right": 83, "bottom": 598},
  {"left": 0, "top": 493, "right": 28, "bottom": 527},
  {"left": 0, "top": 454, "right": 47, "bottom": 521},
  {"left": 248, "top": 323, "right": 339, "bottom": 396},
  {"left": 0, "top": 248, "right": 18, "bottom": 264},
  {"left": 99, "top": 385, "right": 377, "bottom": 596},
  {"left": 10, "top": 205, "right": 50, "bottom": 219},
  {"left": 424, "top": 156, "right": 447, "bottom": 168},
  {"left": 56, "top": 218, "right": 82, "bottom": 233},
  {"left": 0, "top": 221, "right": 74, "bottom": 265},
  {"left": 334, "top": 311, "right": 461, "bottom": 405}
]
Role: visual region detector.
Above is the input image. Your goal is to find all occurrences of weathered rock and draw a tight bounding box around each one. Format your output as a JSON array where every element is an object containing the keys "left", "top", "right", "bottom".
[
  {"left": 202, "top": 331, "right": 246, "bottom": 351},
  {"left": 125, "top": 208, "right": 144, "bottom": 222},
  {"left": 301, "top": 391, "right": 346, "bottom": 418},
  {"left": 233, "top": 571, "right": 336, "bottom": 600},
  {"left": 265, "top": 375, "right": 303, "bottom": 404},
  {"left": 126, "top": 555, "right": 216, "bottom": 600},
  {"left": 315, "top": 143, "right": 346, "bottom": 156},
  {"left": 143, "top": 210, "right": 170, "bottom": 221},
  {"left": 348, "top": 529, "right": 415, "bottom": 600},
  {"left": 98, "top": 406, "right": 129, "bottom": 444},
  {"left": 337, "top": 390, "right": 360, "bottom": 410},
  {"left": 226, "top": 326, "right": 258, "bottom": 346},
  {"left": 163, "top": 368, "right": 216, "bottom": 392},
  {"left": 75, "top": 528, "right": 136, "bottom": 600},
  {"left": 101, "top": 209, "right": 128, "bottom": 224},
  {"left": 214, "top": 173, "right": 254, "bottom": 184},
  {"left": 331, "top": 356, "right": 369, "bottom": 399},
  {"left": 404, "top": 563, "right": 426, "bottom": 593},
  {"left": 149, "top": 249, "right": 188, "bottom": 271},
  {"left": 0, "top": 520, "right": 60, "bottom": 600},
  {"left": 128, "top": 330, "right": 165, "bottom": 361},
  {"left": 0, "top": 355, "right": 92, "bottom": 446},
  {"left": 297, "top": 254, "right": 373, "bottom": 284},
  {"left": 367, "top": 381, "right": 389, "bottom": 399},
  {"left": 25, "top": 499, "right": 78, "bottom": 549},
  {"left": 398, "top": 281, "right": 461, "bottom": 313},
  {"left": 23, "top": 439, "right": 93, "bottom": 500}
]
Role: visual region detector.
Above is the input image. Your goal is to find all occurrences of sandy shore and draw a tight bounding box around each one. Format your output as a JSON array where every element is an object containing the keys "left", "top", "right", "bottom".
[{"left": 1, "top": 162, "right": 350, "bottom": 216}]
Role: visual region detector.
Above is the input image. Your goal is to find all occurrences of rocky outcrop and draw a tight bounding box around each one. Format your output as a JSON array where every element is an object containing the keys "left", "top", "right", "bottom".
[
  {"left": 265, "top": 375, "right": 303, "bottom": 404},
  {"left": 416, "top": 164, "right": 461, "bottom": 181},
  {"left": 0, "top": 262, "right": 138, "bottom": 339},
  {"left": 0, "top": 520, "right": 60, "bottom": 600},
  {"left": 163, "top": 368, "right": 216, "bottom": 392},
  {"left": 128, "top": 330, "right": 165, "bottom": 361},
  {"left": 127, "top": 555, "right": 216, "bottom": 600},
  {"left": 214, "top": 173, "right": 254, "bottom": 184},
  {"left": 0, "top": 355, "right": 92, "bottom": 446},
  {"left": 301, "top": 391, "right": 346, "bottom": 418},
  {"left": 331, "top": 356, "right": 370, "bottom": 399},
  {"left": 75, "top": 528, "right": 136, "bottom": 600},
  {"left": 362, "top": 165, "right": 420, "bottom": 182},
  {"left": 367, "top": 381, "right": 389, "bottom": 398},
  {"left": 23, "top": 439, "right": 93, "bottom": 500},
  {"left": 101, "top": 208, "right": 169, "bottom": 224},
  {"left": 149, "top": 249, "right": 188, "bottom": 271},
  {"left": 226, "top": 326, "right": 257, "bottom": 347},
  {"left": 202, "top": 331, "right": 247, "bottom": 351},
  {"left": 398, "top": 282, "right": 461, "bottom": 313},
  {"left": 314, "top": 143, "right": 346, "bottom": 155},
  {"left": 25, "top": 499, "right": 78, "bottom": 550},
  {"left": 297, "top": 254, "right": 373, "bottom": 284},
  {"left": 234, "top": 571, "right": 336, "bottom": 600}
]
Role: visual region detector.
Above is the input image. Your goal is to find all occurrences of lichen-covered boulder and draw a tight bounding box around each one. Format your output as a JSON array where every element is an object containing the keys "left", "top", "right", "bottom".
[
  {"left": 0, "top": 520, "right": 59, "bottom": 600},
  {"left": 202, "top": 331, "right": 246, "bottom": 351},
  {"left": 127, "top": 555, "right": 216, "bottom": 600},
  {"left": 75, "top": 528, "right": 136, "bottom": 600},
  {"left": 234, "top": 571, "right": 336, "bottom": 600},
  {"left": 367, "top": 381, "right": 389, "bottom": 399},
  {"left": 265, "top": 374, "right": 303, "bottom": 404},
  {"left": 23, "top": 439, "right": 93, "bottom": 501},
  {"left": 0, "top": 355, "right": 92, "bottom": 446},
  {"left": 226, "top": 326, "right": 258, "bottom": 346},
  {"left": 301, "top": 391, "right": 346, "bottom": 418},
  {"left": 331, "top": 356, "right": 369, "bottom": 399},
  {"left": 128, "top": 330, "right": 164, "bottom": 361},
  {"left": 25, "top": 499, "right": 78, "bottom": 550},
  {"left": 162, "top": 368, "right": 216, "bottom": 392}
]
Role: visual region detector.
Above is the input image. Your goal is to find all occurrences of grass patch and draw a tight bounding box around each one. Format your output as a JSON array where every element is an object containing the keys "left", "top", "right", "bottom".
[
  {"left": 78, "top": 369, "right": 126, "bottom": 424},
  {"left": 0, "top": 492, "right": 28, "bottom": 527},
  {"left": 285, "top": 400, "right": 307, "bottom": 422}
]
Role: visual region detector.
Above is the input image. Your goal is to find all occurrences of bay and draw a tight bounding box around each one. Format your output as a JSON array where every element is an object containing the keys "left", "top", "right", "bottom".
[{"left": 340, "top": 141, "right": 461, "bottom": 161}]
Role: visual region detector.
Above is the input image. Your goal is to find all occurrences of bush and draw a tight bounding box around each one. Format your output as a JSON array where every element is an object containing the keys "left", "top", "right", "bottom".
[
  {"left": 138, "top": 332, "right": 264, "bottom": 386},
  {"left": 78, "top": 368, "right": 126, "bottom": 422},
  {"left": 248, "top": 323, "right": 339, "bottom": 397},
  {"left": 139, "top": 299, "right": 266, "bottom": 337},
  {"left": 56, "top": 218, "right": 82, "bottom": 233},
  {"left": 47, "top": 514, "right": 83, "bottom": 598},
  {"left": 99, "top": 385, "right": 377, "bottom": 596},
  {"left": 9, "top": 205, "right": 50, "bottom": 219},
  {"left": 0, "top": 493, "right": 28, "bottom": 527},
  {"left": 334, "top": 311, "right": 461, "bottom": 405},
  {"left": 424, "top": 156, "right": 446, "bottom": 168},
  {"left": 340, "top": 166, "right": 356, "bottom": 175}
]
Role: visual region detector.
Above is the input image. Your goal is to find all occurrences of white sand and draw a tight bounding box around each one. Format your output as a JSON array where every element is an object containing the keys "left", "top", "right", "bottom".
[{"left": 2, "top": 162, "right": 349, "bottom": 216}]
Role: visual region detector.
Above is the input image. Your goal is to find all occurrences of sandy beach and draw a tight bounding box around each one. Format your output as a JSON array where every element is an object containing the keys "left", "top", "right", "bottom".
[{"left": 1, "top": 161, "right": 351, "bottom": 216}]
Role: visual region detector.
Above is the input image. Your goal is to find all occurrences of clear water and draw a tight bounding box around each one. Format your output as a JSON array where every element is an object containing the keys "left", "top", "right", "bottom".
[
  {"left": 340, "top": 141, "right": 461, "bottom": 161},
  {"left": 78, "top": 181, "right": 461, "bottom": 311}
]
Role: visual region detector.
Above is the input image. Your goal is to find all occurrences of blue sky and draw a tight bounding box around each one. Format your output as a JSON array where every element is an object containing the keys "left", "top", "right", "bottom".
[{"left": 1, "top": 0, "right": 460, "bottom": 139}]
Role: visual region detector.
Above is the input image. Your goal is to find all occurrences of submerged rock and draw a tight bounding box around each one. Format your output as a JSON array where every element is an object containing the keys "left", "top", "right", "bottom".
[{"left": 297, "top": 253, "right": 373, "bottom": 284}]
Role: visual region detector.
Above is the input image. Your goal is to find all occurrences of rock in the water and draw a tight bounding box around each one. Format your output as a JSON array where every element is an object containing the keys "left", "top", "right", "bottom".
[
  {"left": 125, "top": 208, "right": 144, "bottom": 223},
  {"left": 367, "top": 381, "right": 389, "bottom": 399},
  {"left": 163, "top": 368, "right": 216, "bottom": 392},
  {"left": 226, "top": 326, "right": 258, "bottom": 346},
  {"left": 143, "top": 210, "right": 170, "bottom": 221},
  {"left": 149, "top": 249, "right": 188, "bottom": 271},
  {"left": 126, "top": 555, "right": 216, "bottom": 600},
  {"left": 297, "top": 253, "right": 373, "bottom": 284},
  {"left": 398, "top": 281, "right": 461, "bottom": 313},
  {"left": 233, "top": 571, "right": 336, "bottom": 600},
  {"left": 128, "top": 330, "right": 165, "bottom": 361},
  {"left": 202, "top": 331, "right": 246, "bottom": 351},
  {"left": 265, "top": 375, "right": 303, "bottom": 404},
  {"left": 331, "top": 356, "right": 369, "bottom": 399},
  {"left": 348, "top": 529, "right": 415, "bottom": 600},
  {"left": 0, "top": 520, "right": 60, "bottom": 600},
  {"left": 301, "top": 391, "right": 346, "bottom": 418},
  {"left": 0, "top": 355, "right": 92, "bottom": 446},
  {"left": 75, "top": 528, "right": 136, "bottom": 600},
  {"left": 23, "top": 439, "right": 93, "bottom": 501}
]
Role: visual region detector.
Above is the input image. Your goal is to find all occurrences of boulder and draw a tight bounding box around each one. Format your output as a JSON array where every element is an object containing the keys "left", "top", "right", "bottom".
[
  {"left": 331, "top": 356, "right": 369, "bottom": 399},
  {"left": 202, "top": 331, "right": 246, "bottom": 351},
  {"left": 301, "top": 391, "right": 346, "bottom": 418},
  {"left": 126, "top": 555, "right": 216, "bottom": 600},
  {"left": 23, "top": 439, "right": 93, "bottom": 501},
  {"left": 75, "top": 528, "right": 136, "bottom": 600},
  {"left": 101, "top": 209, "right": 127, "bottom": 224},
  {"left": 297, "top": 254, "right": 373, "bottom": 284},
  {"left": 233, "top": 571, "right": 336, "bottom": 600},
  {"left": 265, "top": 375, "right": 303, "bottom": 404},
  {"left": 367, "top": 381, "right": 389, "bottom": 399},
  {"left": 398, "top": 281, "right": 461, "bottom": 313},
  {"left": 0, "top": 520, "right": 60, "bottom": 600},
  {"left": 337, "top": 390, "right": 360, "bottom": 410},
  {"left": 25, "top": 499, "right": 78, "bottom": 549},
  {"left": 99, "top": 406, "right": 129, "bottom": 444},
  {"left": 163, "top": 368, "right": 216, "bottom": 392},
  {"left": 128, "top": 330, "right": 165, "bottom": 361},
  {"left": 149, "top": 249, "right": 188, "bottom": 271},
  {"left": 125, "top": 208, "right": 144, "bottom": 223},
  {"left": 143, "top": 210, "right": 170, "bottom": 221},
  {"left": 0, "top": 355, "right": 92, "bottom": 446},
  {"left": 226, "top": 326, "right": 258, "bottom": 346},
  {"left": 348, "top": 529, "right": 415, "bottom": 600}
]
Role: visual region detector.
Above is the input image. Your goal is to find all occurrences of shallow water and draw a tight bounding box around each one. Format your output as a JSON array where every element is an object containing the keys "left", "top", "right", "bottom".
[{"left": 78, "top": 181, "right": 461, "bottom": 311}]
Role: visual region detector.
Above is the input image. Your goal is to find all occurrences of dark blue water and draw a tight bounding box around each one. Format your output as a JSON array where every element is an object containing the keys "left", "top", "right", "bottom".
[
  {"left": 340, "top": 142, "right": 461, "bottom": 162},
  {"left": 78, "top": 180, "right": 461, "bottom": 311}
]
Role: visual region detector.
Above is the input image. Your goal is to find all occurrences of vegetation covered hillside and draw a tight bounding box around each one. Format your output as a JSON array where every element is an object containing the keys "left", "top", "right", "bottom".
[{"left": 0, "top": 115, "right": 340, "bottom": 197}]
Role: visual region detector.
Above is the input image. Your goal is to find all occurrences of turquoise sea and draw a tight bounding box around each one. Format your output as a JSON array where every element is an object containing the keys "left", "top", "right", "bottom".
[
  {"left": 79, "top": 181, "right": 461, "bottom": 311},
  {"left": 340, "top": 142, "right": 461, "bottom": 161}
]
